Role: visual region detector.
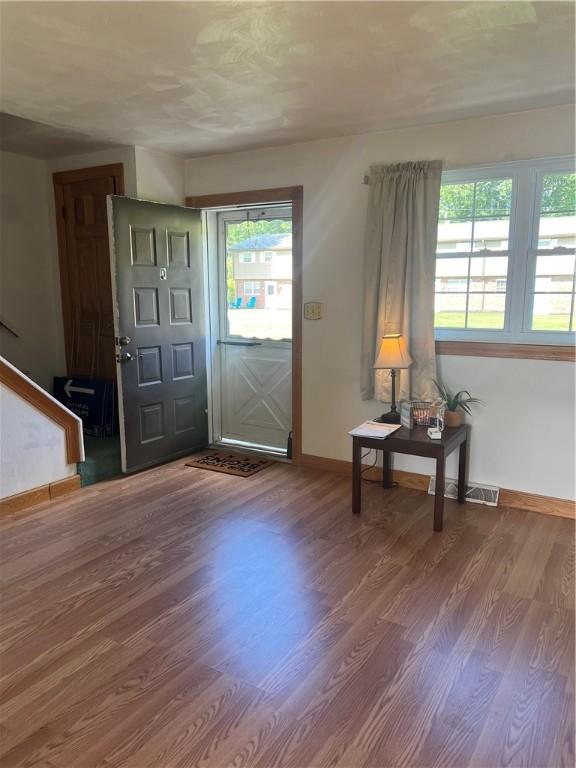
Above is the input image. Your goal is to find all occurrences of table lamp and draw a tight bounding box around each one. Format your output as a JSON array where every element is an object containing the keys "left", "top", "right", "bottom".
[{"left": 373, "top": 334, "right": 413, "bottom": 423}]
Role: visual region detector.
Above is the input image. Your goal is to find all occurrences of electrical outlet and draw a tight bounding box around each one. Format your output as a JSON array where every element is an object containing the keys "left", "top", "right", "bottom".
[{"left": 304, "top": 301, "right": 323, "bottom": 320}]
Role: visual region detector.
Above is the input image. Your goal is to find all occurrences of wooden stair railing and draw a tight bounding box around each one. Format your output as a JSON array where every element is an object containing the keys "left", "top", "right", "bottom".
[{"left": 0, "top": 357, "right": 82, "bottom": 464}]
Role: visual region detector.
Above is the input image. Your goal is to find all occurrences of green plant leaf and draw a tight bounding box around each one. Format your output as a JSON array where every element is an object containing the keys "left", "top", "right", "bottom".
[{"left": 432, "top": 378, "right": 484, "bottom": 413}]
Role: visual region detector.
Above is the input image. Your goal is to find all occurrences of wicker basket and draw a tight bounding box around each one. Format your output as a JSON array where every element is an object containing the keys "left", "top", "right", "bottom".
[{"left": 410, "top": 401, "right": 433, "bottom": 426}]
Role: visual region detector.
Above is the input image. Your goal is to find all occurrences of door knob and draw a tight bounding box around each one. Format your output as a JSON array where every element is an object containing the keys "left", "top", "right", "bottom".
[{"left": 116, "top": 352, "right": 135, "bottom": 362}]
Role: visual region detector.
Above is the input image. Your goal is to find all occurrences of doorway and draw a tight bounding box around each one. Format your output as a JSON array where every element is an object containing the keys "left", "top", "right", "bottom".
[
  {"left": 53, "top": 164, "right": 124, "bottom": 379},
  {"left": 186, "top": 187, "right": 303, "bottom": 462},
  {"left": 214, "top": 206, "right": 292, "bottom": 454},
  {"left": 53, "top": 163, "right": 125, "bottom": 485}
]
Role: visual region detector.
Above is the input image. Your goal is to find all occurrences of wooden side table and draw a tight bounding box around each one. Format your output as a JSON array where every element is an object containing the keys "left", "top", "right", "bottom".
[{"left": 352, "top": 424, "right": 470, "bottom": 532}]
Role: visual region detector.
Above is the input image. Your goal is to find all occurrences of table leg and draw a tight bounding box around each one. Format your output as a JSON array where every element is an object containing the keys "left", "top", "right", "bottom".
[
  {"left": 434, "top": 454, "right": 445, "bottom": 532},
  {"left": 352, "top": 437, "right": 362, "bottom": 515},
  {"left": 458, "top": 437, "right": 468, "bottom": 503},
  {"left": 382, "top": 450, "right": 392, "bottom": 488}
]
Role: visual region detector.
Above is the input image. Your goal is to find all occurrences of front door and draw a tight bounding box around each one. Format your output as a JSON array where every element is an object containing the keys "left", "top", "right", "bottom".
[
  {"left": 108, "top": 197, "right": 208, "bottom": 473},
  {"left": 215, "top": 207, "right": 292, "bottom": 454}
]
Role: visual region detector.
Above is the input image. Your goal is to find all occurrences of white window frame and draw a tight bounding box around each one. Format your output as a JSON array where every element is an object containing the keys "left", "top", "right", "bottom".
[
  {"left": 239, "top": 252, "right": 255, "bottom": 263},
  {"left": 243, "top": 281, "right": 261, "bottom": 296},
  {"left": 435, "top": 157, "right": 575, "bottom": 345},
  {"left": 262, "top": 251, "right": 274, "bottom": 263}
]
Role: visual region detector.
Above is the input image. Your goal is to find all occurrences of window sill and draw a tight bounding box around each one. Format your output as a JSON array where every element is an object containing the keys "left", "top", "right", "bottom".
[{"left": 435, "top": 341, "right": 575, "bottom": 361}]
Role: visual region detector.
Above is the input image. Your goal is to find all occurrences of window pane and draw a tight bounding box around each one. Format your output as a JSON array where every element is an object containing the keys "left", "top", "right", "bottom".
[
  {"left": 437, "top": 221, "right": 473, "bottom": 254},
  {"left": 535, "top": 254, "right": 575, "bottom": 276},
  {"left": 225, "top": 219, "right": 292, "bottom": 340},
  {"left": 469, "top": 256, "right": 508, "bottom": 277},
  {"left": 439, "top": 183, "right": 475, "bottom": 221},
  {"left": 435, "top": 257, "right": 469, "bottom": 278},
  {"left": 467, "top": 294, "right": 505, "bottom": 328},
  {"left": 438, "top": 182, "right": 475, "bottom": 253},
  {"left": 473, "top": 179, "right": 512, "bottom": 252},
  {"left": 469, "top": 277, "right": 507, "bottom": 293},
  {"left": 435, "top": 277, "right": 468, "bottom": 292},
  {"left": 535, "top": 276, "right": 574, "bottom": 292},
  {"left": 532, "top": 294, "right": 572, "bottom": 331},
  {"left": 538, "top": 173, "right": 576, "bottom": 249},
  {"left": 434, "top": 293, "right": 466, "bottom": 328}
]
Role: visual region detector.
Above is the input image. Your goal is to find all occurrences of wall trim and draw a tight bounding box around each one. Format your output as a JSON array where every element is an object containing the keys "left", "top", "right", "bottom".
[
  {"left": 436, "top": 341, "right": 575, "bottom": 362},
  {"left": 0, "top": 475, "right": 81, "bottom": 515},
  {"left": 186, "top": 187, "right": 299, "bottom": 209},
  {"left": 300, "top": 453, "right": 575, "bottom": 520},
  {"left": 0, "top": 358, "right": 82, "bottom": 464},
  {"left": 185, "top": 186, "right": 303, "bottom": 464}
]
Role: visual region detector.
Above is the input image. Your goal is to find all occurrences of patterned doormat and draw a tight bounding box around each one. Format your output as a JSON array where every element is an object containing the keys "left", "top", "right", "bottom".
[{"left": 185, "top": 451, "right": 276, "bottom": 477}]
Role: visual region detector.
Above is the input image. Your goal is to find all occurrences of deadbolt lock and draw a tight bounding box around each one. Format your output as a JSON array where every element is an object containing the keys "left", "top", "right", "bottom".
[
  {"left": 115, "top": 336, "right": 131, "bottom": 346},
  {"left": 116, "top": 352, "right": 135, "bottom": 362}
]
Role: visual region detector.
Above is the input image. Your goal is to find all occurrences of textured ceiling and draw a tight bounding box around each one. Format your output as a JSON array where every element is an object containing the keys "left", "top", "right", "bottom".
[
  {"left": 0, "top": 113, "right": 123, "bottom": 158},
  {"left": 0, "top": 1, "right": 574, "bottom": 158}
]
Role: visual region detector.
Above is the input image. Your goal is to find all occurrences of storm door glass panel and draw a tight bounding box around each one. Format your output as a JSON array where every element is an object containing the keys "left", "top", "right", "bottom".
[
  {"left": 224, "top": 215, "right": 292, "bottom": 340},
  {"left": 530, "top": 172, "right": 576, "bottom": 332}
]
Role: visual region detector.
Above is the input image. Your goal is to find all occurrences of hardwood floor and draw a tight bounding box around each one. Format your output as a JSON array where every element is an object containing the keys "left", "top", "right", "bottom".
[{"left": 0, "top": 460, "right": 573, "bottom": 768}]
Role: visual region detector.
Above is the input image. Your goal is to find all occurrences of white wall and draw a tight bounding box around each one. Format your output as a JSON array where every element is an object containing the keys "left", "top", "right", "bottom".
[
  {"left": 186, "top": 105, "right": 575, "bottom": 500},
  {"left": 0, "top": 150, "right": 65, "bottom": 390},
  {"left": 134, "top": 146, "right": 185, "bottom": 205},
  {"left": 0, "top": 144, "right": 181, "bottom": 394},
  {"left": 46, "top": 146, "right": 137, "bottom": 195},
  {"left": 0, "top": 356, "right": 84, "bottom": 499}
]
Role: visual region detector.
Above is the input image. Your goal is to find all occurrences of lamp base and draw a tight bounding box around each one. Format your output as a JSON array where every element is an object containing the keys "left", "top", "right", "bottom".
[{"left": 373, "top": 410, "right": 400, "bottom": 424}]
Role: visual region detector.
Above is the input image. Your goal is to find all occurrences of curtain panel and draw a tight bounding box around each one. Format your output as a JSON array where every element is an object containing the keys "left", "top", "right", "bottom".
[{"left": 361, "top": 160, "right": 443, "bottom": 402}]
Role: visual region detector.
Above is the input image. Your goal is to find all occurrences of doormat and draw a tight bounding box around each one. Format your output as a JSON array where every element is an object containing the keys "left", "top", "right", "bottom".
[{"left": 185, "top": 451, "right": 275, "bottom": 477}]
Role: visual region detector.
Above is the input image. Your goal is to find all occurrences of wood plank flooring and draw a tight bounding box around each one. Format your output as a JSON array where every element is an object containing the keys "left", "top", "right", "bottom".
[{"left": 0, "top": 460, "right": 573, "bottom": 767}]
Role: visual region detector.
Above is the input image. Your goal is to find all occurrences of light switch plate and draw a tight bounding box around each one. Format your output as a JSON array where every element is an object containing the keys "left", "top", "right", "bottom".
[{"left": 304, "top": 301, "right": 323, "bottom": 320}]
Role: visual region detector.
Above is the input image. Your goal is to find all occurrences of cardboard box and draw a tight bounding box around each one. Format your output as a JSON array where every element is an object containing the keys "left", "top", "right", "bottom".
[{"left": 53, "top": 377, "right": 116, "bottom": 437}]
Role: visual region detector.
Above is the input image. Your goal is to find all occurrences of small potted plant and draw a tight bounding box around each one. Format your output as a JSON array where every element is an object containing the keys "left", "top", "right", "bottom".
[{"left": 432, "top": 379, "right": 483, "bottom": 427}]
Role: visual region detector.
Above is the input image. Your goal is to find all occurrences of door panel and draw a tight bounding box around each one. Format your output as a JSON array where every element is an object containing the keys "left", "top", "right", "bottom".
[
  {"left": 59, "top": 174, "right": 119, "bottom": 380},
  {"left": 220, "top": 344, "right": 291, "bottom": 450},
  {"left": 109, "top": 196, "right": 208, "bottom": 473}
]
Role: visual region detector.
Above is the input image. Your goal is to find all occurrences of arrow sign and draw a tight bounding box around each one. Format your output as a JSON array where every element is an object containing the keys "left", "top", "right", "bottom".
[{"left": 64, "top": 379, "right": 95, "bottom": 398}]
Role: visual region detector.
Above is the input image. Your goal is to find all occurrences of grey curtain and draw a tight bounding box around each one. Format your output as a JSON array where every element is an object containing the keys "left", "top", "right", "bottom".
[{"left": 361, "top": 160, "right": 442, "bottom": 402}]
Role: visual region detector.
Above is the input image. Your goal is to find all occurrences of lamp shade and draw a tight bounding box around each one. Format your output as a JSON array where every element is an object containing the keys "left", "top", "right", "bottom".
[{"left": 373, "top": 334, "right": 413, "bottom": 369}]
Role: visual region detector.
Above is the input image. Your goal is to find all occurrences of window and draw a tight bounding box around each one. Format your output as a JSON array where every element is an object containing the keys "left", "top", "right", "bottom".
[
  {"left": 435, "top": 159, "right": 575, "bottom": 344},
  {"left": 239, "top": 252, "right": 255, "bottom": 263},
  {"left": 262, "top": 251, "right": 274, "bottom": 263},
  {"left": 243, "top": 281, "right": 260, "bottom": 296},
  {"left": 266, "top": 283, "right": 275, "bottom": 295}
]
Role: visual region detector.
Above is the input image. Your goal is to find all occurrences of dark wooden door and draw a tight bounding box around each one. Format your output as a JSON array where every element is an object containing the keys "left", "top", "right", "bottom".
[
  {"left": 54, "top": 164, "right": 124, "bottom": 381},
  {"left": 108, "top": 196, "right": 208, "bottom": 473}
]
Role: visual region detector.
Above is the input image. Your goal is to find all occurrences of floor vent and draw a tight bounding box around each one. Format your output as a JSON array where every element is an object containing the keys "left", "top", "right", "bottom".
[{"left": 428, "top": 477, "right": 500, "bottom": 507}]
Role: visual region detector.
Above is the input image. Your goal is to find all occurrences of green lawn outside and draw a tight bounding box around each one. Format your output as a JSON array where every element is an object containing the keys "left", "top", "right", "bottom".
[{"left": 435, "top": 311, "right": 572, "bottom": 331}]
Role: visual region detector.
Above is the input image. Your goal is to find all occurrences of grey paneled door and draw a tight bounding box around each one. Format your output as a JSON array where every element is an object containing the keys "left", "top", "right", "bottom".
[{"left": 108, "top": 196, "right": 208, "bottom": 473}]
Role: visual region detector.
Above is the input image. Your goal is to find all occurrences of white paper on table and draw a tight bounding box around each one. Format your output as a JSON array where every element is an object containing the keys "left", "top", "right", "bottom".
[{"left": 348, "top": 421, "right": 402, "bottom": 439}]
